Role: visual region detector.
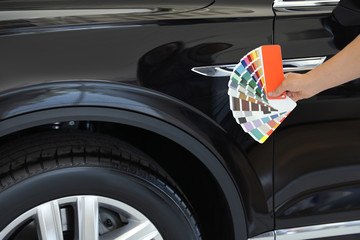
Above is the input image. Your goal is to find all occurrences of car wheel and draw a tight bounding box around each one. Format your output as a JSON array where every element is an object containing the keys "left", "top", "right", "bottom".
[{"left": 0, "top": 131, "right": 201, "bottom": 240}]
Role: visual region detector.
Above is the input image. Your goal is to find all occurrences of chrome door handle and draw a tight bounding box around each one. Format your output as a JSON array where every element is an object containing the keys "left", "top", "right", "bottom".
[
  {"left": 273, "top": 0, "right": 339, "bottom": 13},
  {"left": 191, "top": 56, "right": 326, "bottom": 77}
]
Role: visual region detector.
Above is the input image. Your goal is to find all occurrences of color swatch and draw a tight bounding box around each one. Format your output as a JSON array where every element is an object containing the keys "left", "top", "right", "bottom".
[{"left": 228, "top": 45, "right": 296, "bottom": 143}]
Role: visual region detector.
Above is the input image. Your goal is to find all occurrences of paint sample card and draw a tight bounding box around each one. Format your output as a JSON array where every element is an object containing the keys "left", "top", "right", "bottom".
[
  {"left": 228, "top": 82, "right": 275, "bottom": 110},
  {"left": 230, "top": 49, "right": 268, "bottom": 104},
  {"left": 240, "top": 113, "right": 286, "bottom": 133},
  {"left": 247, "top": 115, "right": 286, "bottom": 143},
  {"left": 228, "top": 45, "right": 297, "bottom": 143},
  {"left": 268, "top": 96, "right": 296, "bottom": 113}
]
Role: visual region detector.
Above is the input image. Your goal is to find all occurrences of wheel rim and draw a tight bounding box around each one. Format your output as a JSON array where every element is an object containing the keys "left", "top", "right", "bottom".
[{"left": 0, "top": 195, "right": 164, "bottom": 240}]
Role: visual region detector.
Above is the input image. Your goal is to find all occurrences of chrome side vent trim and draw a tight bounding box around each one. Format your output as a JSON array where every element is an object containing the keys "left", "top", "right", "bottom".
[
  {"left": 191, "top": 64, "right": 234, "bottom": 77},
  {"left": 282, "top": 56, "right": 326, "bottom": 72},
  {"left": 191, "top": 56, "right": 326, "bottom": 77}
]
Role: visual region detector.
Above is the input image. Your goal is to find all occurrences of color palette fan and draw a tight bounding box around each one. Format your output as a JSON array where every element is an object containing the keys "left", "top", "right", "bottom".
[{"left": 228, "top": 45, "right": 296, "bottom": 143}]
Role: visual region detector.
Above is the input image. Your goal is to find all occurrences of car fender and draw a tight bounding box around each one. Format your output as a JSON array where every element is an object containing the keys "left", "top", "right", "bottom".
[{"left": 0, "top": 80, "right": 269, "bottom": 239}]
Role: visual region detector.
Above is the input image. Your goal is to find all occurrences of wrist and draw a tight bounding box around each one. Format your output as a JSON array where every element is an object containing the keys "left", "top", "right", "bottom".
[{"left": 302, "top": 71, "right": 321, "bottom": 98}]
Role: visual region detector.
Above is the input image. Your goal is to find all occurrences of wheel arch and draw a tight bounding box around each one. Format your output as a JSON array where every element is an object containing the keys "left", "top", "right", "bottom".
[{"left": 0, "top": 80, "right": 264, "bottom": 239}]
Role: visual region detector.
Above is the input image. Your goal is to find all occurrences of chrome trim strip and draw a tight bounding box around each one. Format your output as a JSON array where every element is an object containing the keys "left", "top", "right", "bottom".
[
  {"left": 248, "top": 231, "right": 275, "bottom": 240},
  {"left": 273, "top": 0, "right": 339, "bottom": 13},
  {"left": 191, "top": 56, "right": 326, "bottom": 77},
  {"left": 248, "top": 219, "right": 360, "bottom": 240},
  {"left": 277, "top": 220, "right": 360, "bottom": 239}
]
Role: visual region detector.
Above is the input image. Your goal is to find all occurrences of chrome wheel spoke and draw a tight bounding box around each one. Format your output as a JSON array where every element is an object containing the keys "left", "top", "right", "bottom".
[
  {"left": 3, "top": 195, "right": 163, "bottom": 240},
  {"left": 77, "top": 196, "right": 99, "bottom": 240},
  {"left": 101, "top": 220, "right": 160, "bottom": 240},
  {"left": 36, "top": 200, "right": 64, "bottom": 240}
]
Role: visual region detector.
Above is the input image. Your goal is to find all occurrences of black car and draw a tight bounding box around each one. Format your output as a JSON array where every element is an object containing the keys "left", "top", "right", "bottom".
[{"left": 1, "top": 0, "right": 360, "bottom": 239}]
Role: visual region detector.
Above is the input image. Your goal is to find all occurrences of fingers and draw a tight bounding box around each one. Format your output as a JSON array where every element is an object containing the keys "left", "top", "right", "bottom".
[
  {"left": 267, "top": 72, "right": 308, "bottom": 101},
  {"left": 287, "top": 92, "right": 299, "bottom": 102},
  {"left": 268, "top": 80, "right": 287, "bottom": 98}
]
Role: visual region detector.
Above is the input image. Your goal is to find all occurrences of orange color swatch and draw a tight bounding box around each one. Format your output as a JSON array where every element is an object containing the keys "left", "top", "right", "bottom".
[{"left": 261, "top": 45, "right": 286, "bottom": 99}]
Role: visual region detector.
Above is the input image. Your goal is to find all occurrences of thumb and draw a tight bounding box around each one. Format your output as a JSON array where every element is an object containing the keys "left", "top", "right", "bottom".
[{"left": 268, "top": 81, "right": 287, "bottom": 98}]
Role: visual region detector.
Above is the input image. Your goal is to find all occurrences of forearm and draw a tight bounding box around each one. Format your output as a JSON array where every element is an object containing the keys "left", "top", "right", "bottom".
[{"left": 305, "top": 34, "right": 360, "bottom": 95}]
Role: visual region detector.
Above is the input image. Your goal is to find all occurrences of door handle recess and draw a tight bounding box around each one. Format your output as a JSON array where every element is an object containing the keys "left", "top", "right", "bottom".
[{"left": 191, "top": 56, "right": 326, "bottom": 77}]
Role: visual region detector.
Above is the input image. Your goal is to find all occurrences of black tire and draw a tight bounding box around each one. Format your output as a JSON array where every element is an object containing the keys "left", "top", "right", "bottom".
[{"left": 0, "top": 130, "right": 202, "bottom": 240}]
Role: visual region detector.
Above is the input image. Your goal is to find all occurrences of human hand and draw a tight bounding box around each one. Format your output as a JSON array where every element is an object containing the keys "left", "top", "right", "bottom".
[
  {"left": 267, "top": 72, "right": 317, "bottom": 102},
  {"left": 268, "top": 36, "right": 360, "bottom": 101}
]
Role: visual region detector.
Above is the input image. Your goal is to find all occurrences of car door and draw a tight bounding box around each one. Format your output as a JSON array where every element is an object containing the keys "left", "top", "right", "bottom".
[{"left": 273, "top": 0, "right": 360, "bottom": 239}]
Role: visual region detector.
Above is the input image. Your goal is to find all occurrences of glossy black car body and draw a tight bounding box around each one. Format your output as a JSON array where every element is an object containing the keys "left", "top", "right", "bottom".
[{"left": 0, "top": 0, "right": 359, "bottom": 239}]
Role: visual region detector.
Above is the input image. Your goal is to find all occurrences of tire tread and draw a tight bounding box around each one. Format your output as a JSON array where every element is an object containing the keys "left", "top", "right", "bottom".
[{"left": 0, "top": 130, "right": 202, "bottom": 240}]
